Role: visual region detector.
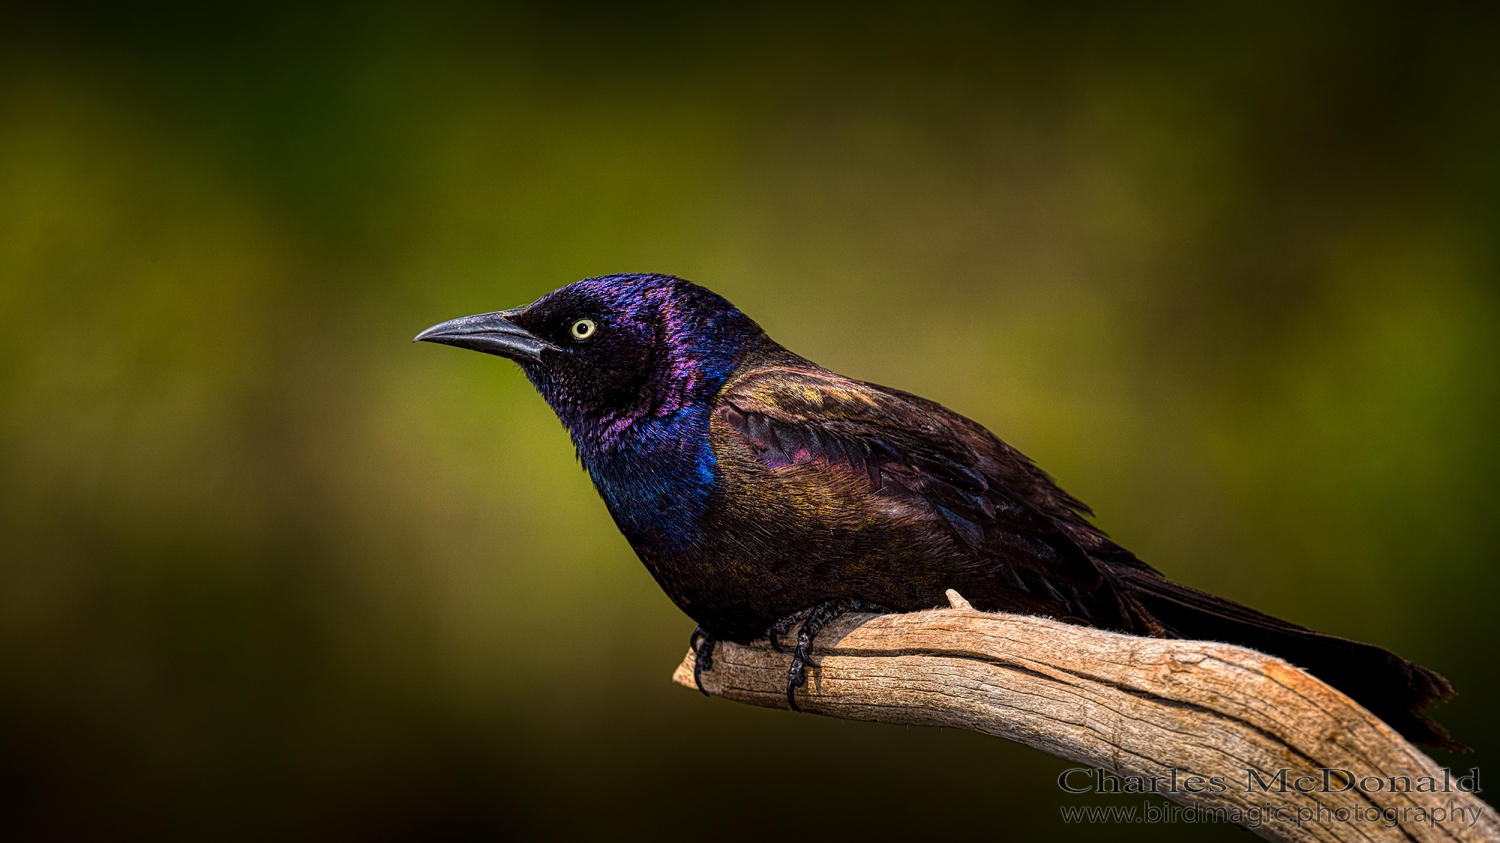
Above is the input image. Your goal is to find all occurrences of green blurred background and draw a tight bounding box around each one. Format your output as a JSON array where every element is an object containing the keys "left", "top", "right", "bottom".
[{"left": 2, "top": 3, "right": 1497, "bottom": 840}]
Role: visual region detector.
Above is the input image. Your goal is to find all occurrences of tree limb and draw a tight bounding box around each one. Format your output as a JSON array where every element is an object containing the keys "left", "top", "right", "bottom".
[{"left": 672, "top": 590, "right": 1496, "bottom": 842}]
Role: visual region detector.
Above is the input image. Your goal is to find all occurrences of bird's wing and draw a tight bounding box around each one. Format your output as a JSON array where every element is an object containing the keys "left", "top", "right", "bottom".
[{"left": 718, "top": 364, "right": 1110, "bottom": 594}]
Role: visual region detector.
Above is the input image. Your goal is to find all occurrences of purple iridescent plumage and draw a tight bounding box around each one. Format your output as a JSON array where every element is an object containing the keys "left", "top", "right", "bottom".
[
  {"left": 512, "top": 275, "right": 765, "bottom": 552},
  {"left": 415, "top": 272, "right": 1462, "bottom": 749}
]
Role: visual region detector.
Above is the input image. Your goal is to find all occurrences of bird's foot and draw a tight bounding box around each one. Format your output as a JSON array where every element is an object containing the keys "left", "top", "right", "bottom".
[
  {"left": 690, "top": 625, "right": 715, "bottom": 695},
  {"left": 767, "top": 608, "right": 811, "bottom": 653},
  {"left": 780, "top": 599, "right": 885, "bottom": 712}
]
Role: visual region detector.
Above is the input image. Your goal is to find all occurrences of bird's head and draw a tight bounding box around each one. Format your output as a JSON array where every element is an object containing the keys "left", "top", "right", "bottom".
[{"left": 416, "top": 274, "right": 765, "bottom": 447}]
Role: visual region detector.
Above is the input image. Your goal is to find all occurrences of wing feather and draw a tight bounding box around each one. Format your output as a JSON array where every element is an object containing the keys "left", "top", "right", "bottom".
[{"left": 720, "top": 365, "right": 1109, "bottom": 593}]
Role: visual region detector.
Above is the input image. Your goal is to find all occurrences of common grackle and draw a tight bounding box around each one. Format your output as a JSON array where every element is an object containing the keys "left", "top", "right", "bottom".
[{"left": 416, "top": 273, "right": 1460, "bottom": 750}]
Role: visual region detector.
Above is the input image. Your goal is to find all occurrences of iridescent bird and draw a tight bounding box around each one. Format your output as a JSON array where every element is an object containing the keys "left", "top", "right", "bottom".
[{"left": 416, "top": 273, "right": 1460, "bottom": 750}]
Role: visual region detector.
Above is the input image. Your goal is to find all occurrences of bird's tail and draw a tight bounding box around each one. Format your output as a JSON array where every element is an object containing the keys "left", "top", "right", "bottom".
[{"left": 1109, "top": 565, "right": 1463, "bottom": 752}]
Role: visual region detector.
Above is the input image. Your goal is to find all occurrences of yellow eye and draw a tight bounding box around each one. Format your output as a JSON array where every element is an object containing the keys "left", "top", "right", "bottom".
[{"left": 570, "top": 318, "right": 597, "bottom": 340}]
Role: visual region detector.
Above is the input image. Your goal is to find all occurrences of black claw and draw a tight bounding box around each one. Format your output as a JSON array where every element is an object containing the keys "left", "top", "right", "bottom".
[
  {"left": 792, "top": 639, "right": 819, "bottom": 669},
  {"left": 786, "top": 651, "right": 813, "bottom": 711},
  {"left": 778, "top": 598, "right": 890, "bottom": 712},
  {"left": 691, "top": 626, "right": 715, "bottom": 696}
]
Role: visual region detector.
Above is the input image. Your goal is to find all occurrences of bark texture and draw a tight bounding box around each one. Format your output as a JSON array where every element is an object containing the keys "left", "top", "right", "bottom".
[{"left": 672, "top": 591, "right": 1495, "bottom": 842}]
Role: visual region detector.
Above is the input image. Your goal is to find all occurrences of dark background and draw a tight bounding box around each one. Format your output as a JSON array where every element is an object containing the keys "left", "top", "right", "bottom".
[{"left": 2, "top": 3, "right": 1496, "bottom": 840}]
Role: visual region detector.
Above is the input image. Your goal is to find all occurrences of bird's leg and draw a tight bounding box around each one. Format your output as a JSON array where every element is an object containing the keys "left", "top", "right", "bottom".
[
  {"left": 690, "top": 625, "right": 715, "bottom": 695},
  {"left": 766, "top": 608, "right": 812, "bottom": 653},
  {"left": 784, "top": 599, "right": 885, "bottom": 712}
]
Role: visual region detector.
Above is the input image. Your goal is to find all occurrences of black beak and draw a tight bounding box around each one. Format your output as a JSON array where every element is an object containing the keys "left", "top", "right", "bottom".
[{"left": 413, "top": 309, "right": 558, "bottom": 363}]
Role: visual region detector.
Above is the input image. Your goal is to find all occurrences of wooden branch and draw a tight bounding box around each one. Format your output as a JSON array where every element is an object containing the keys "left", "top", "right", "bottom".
[{"left": 673, "top": 590, "right": 1496, "bottom": 842}]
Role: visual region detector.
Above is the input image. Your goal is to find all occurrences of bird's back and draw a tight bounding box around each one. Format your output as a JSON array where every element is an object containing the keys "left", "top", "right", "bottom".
[{"left": 639, "top": 339, "right": 1156, "bottom": 642}]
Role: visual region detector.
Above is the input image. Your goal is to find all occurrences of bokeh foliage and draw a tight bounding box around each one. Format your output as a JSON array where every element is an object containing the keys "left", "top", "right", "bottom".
[{"left": 2, "top": 3, "right": 1496, "bottom": 840}]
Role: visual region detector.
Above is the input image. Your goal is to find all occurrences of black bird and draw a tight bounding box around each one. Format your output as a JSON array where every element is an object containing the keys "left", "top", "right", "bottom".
[{"left": 416, "top": 273, "right": 1460, "bottom": 750}]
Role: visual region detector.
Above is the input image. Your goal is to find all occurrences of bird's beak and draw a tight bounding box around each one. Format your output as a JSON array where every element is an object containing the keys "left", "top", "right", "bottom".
[{"left": 412, "top": 309, "right": 558, "bottom": 363}]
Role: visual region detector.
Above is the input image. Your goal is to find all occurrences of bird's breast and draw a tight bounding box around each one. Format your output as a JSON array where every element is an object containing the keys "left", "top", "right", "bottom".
[
  {"left": 574, "top": 405, "right": 720, "bottom": 557},
  {"left": 576, "top": 405, "right": 969, "bottom": 641}
]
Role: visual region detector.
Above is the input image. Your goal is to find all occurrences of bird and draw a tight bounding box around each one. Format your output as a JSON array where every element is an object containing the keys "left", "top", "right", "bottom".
[{"left": 415, "top": 272, "right": 1461, "bottom": 750}]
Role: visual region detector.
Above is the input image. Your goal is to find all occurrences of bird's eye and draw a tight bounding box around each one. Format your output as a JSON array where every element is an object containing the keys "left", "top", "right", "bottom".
[{"left": 570, "top": 318, "right": 597, "bottom": 341}]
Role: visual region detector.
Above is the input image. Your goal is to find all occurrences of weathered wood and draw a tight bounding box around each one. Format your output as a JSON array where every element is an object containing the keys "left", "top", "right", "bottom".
[{"left": 673, "top": 590, "right": 1495, "bottom": 842}]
